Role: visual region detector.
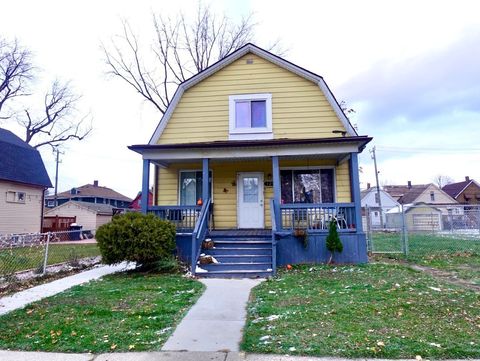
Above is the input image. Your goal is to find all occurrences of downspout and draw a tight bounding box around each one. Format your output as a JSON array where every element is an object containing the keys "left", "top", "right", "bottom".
[{"left": 40, "top": 187, "right": 46, "bottom": 233}]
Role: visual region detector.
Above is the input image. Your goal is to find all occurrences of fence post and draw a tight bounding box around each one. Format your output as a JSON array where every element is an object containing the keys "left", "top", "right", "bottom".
[
  {"left": 365, "top": 206, "right": 372, "bottom": 253},
  {"left": 42, "top": 232, "right": 51, "bottom": 275},
  {"left": 401, "top": 205, "right": 409, "bottom": 257}
]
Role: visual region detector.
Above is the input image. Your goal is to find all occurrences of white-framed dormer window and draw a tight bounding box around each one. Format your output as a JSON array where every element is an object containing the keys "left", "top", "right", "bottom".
[{"left": 228, "top": 93, "right": 272, "bottom": 140}]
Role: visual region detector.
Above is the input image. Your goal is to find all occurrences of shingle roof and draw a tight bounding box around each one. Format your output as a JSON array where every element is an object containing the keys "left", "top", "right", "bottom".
[
  {"left": 46, "top": 183, "right": 132, "bottom": 202},
  {"left": 0, "top": 128, "right": 52, "bottom": 188},
  {"left": 442, "top": 180, "right": 471, "bottom": 199},
  {"left": 47, "top": 200, "right": 117, "bottom": 215},
  {"left": 383, "top": 184, "right": 430, "bottom": 204},
  {"left": 71, "top": 201, "right": 117, "bottom": 215}
]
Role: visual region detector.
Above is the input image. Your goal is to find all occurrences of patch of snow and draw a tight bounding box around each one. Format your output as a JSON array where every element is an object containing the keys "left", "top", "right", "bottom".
[{"left": 195, "top": 266, "right": 208, "bottom": 273}]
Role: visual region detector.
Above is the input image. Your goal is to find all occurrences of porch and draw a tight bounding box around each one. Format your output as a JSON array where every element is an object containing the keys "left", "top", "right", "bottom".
[{"left": 129, "top": 136, "right": 371, "bottom": 275}]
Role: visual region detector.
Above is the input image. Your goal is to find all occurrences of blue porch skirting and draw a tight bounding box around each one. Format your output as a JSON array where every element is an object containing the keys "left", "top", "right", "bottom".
[{"left": 276, "top": 232, "right": 368, "bottom": 265}]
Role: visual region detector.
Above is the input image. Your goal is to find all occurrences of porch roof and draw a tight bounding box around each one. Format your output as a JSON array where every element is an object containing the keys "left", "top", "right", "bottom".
[{"left": 129, "top": 136, "right": 372, "bottom": 163}]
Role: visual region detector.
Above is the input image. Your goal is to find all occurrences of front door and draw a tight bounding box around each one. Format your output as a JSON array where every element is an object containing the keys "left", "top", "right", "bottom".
[{"left": 237, "top": 172, "right": 264, "bottom": 228}]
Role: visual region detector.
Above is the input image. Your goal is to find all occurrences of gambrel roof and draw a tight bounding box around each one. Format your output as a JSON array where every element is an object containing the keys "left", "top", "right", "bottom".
[{"left": 149, "top": 43, "right": 358, "bottom": 145}]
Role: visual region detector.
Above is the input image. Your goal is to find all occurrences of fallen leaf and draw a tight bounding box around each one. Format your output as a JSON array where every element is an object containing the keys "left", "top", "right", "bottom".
[{"left": 111, "top": 343, "right": 117, "bottom": 350}]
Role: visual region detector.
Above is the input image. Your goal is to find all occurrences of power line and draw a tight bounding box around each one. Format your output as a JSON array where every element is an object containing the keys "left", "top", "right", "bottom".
[{"left": 376, "top": 146, "right": 480, "bottom": 153}]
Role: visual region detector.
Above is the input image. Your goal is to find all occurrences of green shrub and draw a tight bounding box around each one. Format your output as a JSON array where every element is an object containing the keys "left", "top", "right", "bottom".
[
  {"left": 326, "top": 219, "right": 343, "bottom": 264},
  {"left": 96, "top": 212, "right": 176, "bottom": 267}
]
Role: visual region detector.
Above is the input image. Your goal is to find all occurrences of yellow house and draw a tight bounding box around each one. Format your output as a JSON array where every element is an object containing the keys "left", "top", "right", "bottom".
[{"left": 129, "top": 44, "right": 372, "bottom": 277}]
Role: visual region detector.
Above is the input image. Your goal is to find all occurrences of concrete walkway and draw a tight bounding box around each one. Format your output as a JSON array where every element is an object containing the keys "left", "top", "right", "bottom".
[
  {"left": 162, "top": 278, "right": 263, "bottom": 352},
  {"left": 0, "top": 262, "right": 133, "bottom": 315},
  {"left": 0, "top": 350, "right": 475, "bottom": 361}
]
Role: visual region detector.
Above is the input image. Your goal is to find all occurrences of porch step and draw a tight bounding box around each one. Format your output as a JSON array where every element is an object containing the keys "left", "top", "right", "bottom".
[
  {"left": 197, "top": 269, "right": 273, "bottom": 279},
  {"left": 195, "top": 233, "right": 274, "bottom": 278},
  {"left": 211, "top": 254, "right": 272, "bottom": 263},
  {"left": 200, "top": 262, "right": 272, "bottom": 271},
  {"left": 213, "top": 240, "right": 272, "bottom": 248},
  {"left": 207, "top": 247, "right": 272, "bottom": 256}
]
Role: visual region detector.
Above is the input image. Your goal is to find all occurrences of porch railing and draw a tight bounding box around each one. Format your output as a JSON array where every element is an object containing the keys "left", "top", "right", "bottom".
[
  {"left": 279, "top": 203, "right": 357, "bottom": 232},
  {"left": 147, "top": 205, "right": 201, "bottom": 233},
  {"left": 191, "top": 198, "right": 211, "bottom": 275}
]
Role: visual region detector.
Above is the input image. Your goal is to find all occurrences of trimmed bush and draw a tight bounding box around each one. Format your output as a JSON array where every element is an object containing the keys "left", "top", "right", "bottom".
[
  {"left": 96, "top": 212, "right": 176, "bottom": 267},
  {"left": 326, "top": 219, "right": 343, "bottom": 264}
]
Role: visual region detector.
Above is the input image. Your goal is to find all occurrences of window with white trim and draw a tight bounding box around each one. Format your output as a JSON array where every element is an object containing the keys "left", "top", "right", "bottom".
[
  {"left": 280, "top": 168, "right": 335, "bottom": 204},
  {"left": 6, "top": 191, "right": 26, "bottom": 204},
  {"left": 178, "top": 170, "right": 213, "bottom": 206},
  {"left": 229, "top": 93, "right": 272, "bottom": 139}
]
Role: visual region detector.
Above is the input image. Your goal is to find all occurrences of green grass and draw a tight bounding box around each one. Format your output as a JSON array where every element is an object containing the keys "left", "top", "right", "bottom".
[
  {"left": 242, "top": 264, "right": 480, "bottom": 359},
  {"left": 0, "top": 244, "right": 100, "bottom": 275},
  {"left": 371, "top": 233, "right": 480, "bottom": 284},
  {"left": 0, "top": 272, "right": 203, "bottom": 352}
]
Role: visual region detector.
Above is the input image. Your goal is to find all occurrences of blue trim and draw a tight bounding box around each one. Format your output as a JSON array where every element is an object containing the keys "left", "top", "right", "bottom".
[
  {"left": 272, "top": 156, "right": 281, "bottom": 227},
  {"left": 350, "top": 152, "right": 363, "bottom": 232},
  {"left": 202, "top": 158, "right": 209, "bottom": 203},
  {"left": 141, "top": 159, "right": 150, "bottom": 214}
]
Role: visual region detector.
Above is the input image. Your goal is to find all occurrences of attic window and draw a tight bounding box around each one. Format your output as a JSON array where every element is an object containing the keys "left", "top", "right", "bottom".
[
  {"left": 228, "top": 93, "right": 272, "bottom": 140},
  {"left": 430, "top": 191, "right": 435, "bottom": 201},
  {"left": 71, "top": 188, "right": 78, "bottom": 195}
]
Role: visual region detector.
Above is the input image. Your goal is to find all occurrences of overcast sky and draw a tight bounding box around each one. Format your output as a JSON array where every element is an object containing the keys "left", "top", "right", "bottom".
[{"left": 1, "top": 0, "right": 479, "bottom": 198}]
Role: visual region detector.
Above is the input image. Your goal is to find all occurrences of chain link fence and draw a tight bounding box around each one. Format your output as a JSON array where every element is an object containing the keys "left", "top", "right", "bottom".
[
  {"left": 364, "top": 204, "right": 480, "bottom": 258},
  {"left": 0, "top": 230, "right": 101, "bottom": 289}
]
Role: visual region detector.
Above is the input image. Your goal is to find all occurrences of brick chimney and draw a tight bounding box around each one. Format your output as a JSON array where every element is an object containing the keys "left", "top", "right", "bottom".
[
  {"left": 367, "top": 183, "right": 371, "bottom": 189},
  {"left": 407, "top": 181, "right": 412, "bottom": 189},
  {"left": 93, "top": 180, "right": 99, "bottom": 187},
  {"left": 465, "top": 176, "right": 470, "bottom": 182}
]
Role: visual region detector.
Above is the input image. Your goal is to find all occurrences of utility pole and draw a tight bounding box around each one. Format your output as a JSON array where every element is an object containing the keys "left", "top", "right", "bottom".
[
  {"left": 53, "top": 147, "right": 64, "bottom": 207},
  {"left": 370, "top": 146, "right": 384, "bottom": 228}
]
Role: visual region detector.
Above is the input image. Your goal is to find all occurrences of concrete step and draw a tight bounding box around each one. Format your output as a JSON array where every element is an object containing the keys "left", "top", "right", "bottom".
[{"left": 200, "top": 262, "right": 272, "bottom": 271}]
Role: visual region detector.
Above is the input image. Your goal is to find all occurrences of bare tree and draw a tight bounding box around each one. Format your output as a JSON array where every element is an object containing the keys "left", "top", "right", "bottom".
[
  {"left": 0, "top": 38, "right": 34, "bottom": 119},
  {"left": 433, "top": 174, "right": 454, "bottom": 189},
  {"left": 19, "top": 81, "right": 92, "bottom": 150},
  {"left": 1, "top": 37, "right": 92, "bottom": 148},
  {"left": 103, "top": 4, "right": 261, "bottom": 115}
]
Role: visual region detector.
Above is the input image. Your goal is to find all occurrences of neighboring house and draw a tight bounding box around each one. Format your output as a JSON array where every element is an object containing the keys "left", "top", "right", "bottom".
[
  {"left": 0, "top": 128, "right": 52, "bottom": 235},
  {"left": 44, "top": 201, "right": 118, "bottom": 232},
  {"left": 386, "top": 203, "right": 443, "bottom": 232},
  {"left": 129, "top": 190, "right": 153, "bottom": 210},
  {"left": 384, "top": 182, "right": 460, "bottom": 214},
  {"left": 45, "top": 180, "right": 132, "bottom": 208},
  {"left": 361, "top": 184, "right": 400, "bottom": 228},
  {"left": 442, "top": 176, "right": 480, "bottom": 205},
  {"left": 129, "top": 43, "right": 372, "bottom": 276}
]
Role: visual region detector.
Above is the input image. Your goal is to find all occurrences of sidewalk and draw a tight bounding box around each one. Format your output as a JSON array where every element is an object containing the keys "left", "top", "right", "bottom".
[
  {"left": 162, "top": 278, "right": 263, "bottom": 352},
  {"left": 0, "top": 350, "right": 473, "bottom": 361},
  {"left": 0, "top": 262, "right": 134, "bottom": 316}
]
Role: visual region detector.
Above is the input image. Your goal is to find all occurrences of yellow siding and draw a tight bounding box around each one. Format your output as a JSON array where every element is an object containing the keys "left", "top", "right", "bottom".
[
  {"left": 156, "top": 159, "right": 351, "bottom": 229},
  {"left": 158, "top": 53, "right": 345, "bottom": 144}
]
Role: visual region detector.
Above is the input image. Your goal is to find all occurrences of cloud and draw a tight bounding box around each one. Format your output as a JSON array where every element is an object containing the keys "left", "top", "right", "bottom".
[{"left": 341, "top": 29, "right": 480, "bottom": 125}]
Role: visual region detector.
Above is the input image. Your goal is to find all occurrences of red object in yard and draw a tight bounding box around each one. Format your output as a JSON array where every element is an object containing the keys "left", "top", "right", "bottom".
[{"left": 286, "top": 264, "right": 292, "bottom": 270}]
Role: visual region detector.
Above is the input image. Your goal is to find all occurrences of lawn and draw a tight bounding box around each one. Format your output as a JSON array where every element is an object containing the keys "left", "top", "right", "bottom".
[
  {"left": 0, "top": 272, "right": 203, "bottom": 352},
  {"left": 242, "top": 264, "right": 480, "bottom": 359},
  {"left": 0, "top": 244, "right": 100, "bottom": 275},
  {"left": 371, "top": 233, "right": 480, "bottom": 284}
]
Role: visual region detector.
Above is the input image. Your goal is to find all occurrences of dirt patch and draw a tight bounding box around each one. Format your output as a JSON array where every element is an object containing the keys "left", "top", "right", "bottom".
[{"left": 408, "top": 264, "right": 480, "bottom": 292}]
